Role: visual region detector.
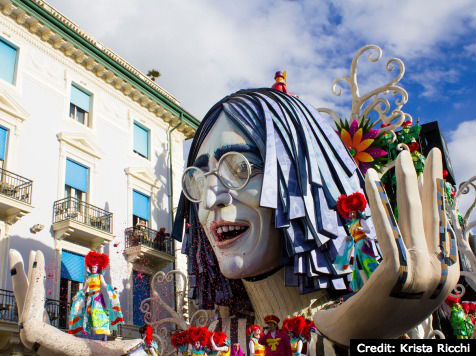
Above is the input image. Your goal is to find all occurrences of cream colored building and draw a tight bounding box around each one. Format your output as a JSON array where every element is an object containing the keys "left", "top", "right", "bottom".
[{"left": 0, "top": 0, "right": 198, "bottom": 354}]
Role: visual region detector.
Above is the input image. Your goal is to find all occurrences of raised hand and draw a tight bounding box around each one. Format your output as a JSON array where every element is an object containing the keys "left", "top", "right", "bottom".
[
  {"left": 9, "top": 249, "right": 143, "bottom": 356},
  {"left": 314, "top": 148, "right": 459, "bottom": 345}
]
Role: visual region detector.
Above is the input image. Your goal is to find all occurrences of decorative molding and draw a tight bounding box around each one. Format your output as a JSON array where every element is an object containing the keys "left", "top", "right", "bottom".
[
  {"left": 56, "top": 131, "right": 102, "bottom": 159},
  {"left": 0, "top": 86, "right": 29, "bottom": 122},
  {"left": 1, "top": 0, "right": 199, "bottom": 138},
  {"left": 125, "top": 166, "right": 161, "bottom": 189}
]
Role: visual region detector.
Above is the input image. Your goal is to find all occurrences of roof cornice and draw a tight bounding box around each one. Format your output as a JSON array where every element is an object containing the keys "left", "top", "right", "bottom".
[{"left": 1, "top": 0, "right": 199, "bottom": 137}]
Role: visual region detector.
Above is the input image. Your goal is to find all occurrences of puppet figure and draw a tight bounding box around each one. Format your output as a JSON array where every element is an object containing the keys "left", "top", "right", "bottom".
[
  {"left": 334, "top": 192, "right": 379, "bottom": 292},
  {"left": 248, "top": 325, "right": 265, "bottom": 356},
  {"left": 271, "top": 71, "right": 294, "bottom": 96},
  {"left": 141, "top": 325, "right": 159, "bottom": 356},
  {"left": 209, "top": 331, "right": 230, "bottom": 356},
  {"left": 281, "top": 316, "right": 306, "bottom": 356},
  {"left": 68, "top": 251, "right": 124, "bottom": 337},
  {"left": 447, "top": 296, "right": 471, "bottom": 339},
  {"left": 189, "top": 327, "right": 210, "bottom": 356},
  {"left": 172, "top": 329, "right": 190, "bottom": 356},
  {"left": 258, "top": 315, "right": 292, "bottom": 356},
  {"left": 230, "top": 343, "right": 245, "bottom": 356}
]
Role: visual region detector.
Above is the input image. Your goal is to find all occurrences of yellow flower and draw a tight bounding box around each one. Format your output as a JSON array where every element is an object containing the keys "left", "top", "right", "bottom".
[{"left": 340, "top": 128, "right": 374, "bottom": 165}]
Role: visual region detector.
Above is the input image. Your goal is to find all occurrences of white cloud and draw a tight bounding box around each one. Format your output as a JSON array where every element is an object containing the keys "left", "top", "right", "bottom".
[
  {"left": 45, "top": 0, "right": 475, "bottom": 120},
  {"left": 447, "top": 120, "right": 476, "bottom": 223}
]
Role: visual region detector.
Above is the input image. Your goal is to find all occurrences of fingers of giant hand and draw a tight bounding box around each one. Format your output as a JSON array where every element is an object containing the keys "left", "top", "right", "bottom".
[
  {"left": 365, "top": 168, "right": 399, "bottom": 264},
  {"left": 421, "top": 148, "right": 443, "bottom": 254},
  {"left": 23, "top": 251, "right": 46, "bottom": 324},
  {"left": 396, "top": 150, "right": 426, "bottom": 251},
  {"left": 9, "top": 249, "right": 28, "bottom": 317}
]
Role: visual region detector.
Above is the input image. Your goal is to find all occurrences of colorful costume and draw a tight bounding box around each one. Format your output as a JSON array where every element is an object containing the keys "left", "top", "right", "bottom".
[
  {"left": 230, "top": 343, "right": 245, "bottom": 356},
  {"left": 271, "top": 71, "right": 295, "bottom": 96},
  {"left": 258, "top": 315, "right": 292, "bottom": 356},
  {"left": 250, "top": 337, "right": 265, "bottom": 356},
  {"left": 447, "top": 296, "right": 471, "bottom": 339},
  {"left": 281, "top": 316, "right": 306, "bottom": 356},
  {"left": 171, "top": 329, "right": 190, "bottom": 356},
  {"left": 248, "top": 324, "right": 265, "bottom": 356},
  {"left": 68, "top": 251, "right": 124, "bottom": 336},
  {"left": 333, "top": 193, "right": 379, "bottom": 292}
]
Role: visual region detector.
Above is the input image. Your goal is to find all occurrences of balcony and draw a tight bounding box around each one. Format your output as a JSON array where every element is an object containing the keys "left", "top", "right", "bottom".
[
  {"left": 124, "top": 226, "right": 174, "bottom": 269},
  {"left": 52, "top": 197, "right": 113, "bottom": 249},
  {"left": 0, "top": 168, "right": 33, "bottom": 224}
]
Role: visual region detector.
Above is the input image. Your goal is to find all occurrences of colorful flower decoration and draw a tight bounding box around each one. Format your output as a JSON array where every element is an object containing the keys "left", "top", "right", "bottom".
[{"left": 337, "top": 119, "right": 387, "bottom": 174}]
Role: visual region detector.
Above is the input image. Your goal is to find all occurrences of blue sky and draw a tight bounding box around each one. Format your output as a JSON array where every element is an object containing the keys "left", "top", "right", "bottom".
[{"left": 47, "top": 0, "right": 476, "bottom": 213}]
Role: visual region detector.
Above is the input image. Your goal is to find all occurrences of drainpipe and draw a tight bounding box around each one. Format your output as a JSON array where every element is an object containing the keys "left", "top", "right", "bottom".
[{"left": 167, "top": 118, "right": 181, "bottom": 317}]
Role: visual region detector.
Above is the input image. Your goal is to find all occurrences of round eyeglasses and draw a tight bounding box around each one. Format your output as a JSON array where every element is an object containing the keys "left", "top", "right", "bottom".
[{"left": 182, "top": 152, "right": 252, "bottom": 203}]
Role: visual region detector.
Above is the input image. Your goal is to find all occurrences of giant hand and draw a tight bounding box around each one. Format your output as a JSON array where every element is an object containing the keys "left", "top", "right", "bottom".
[
  {"left": 9, "top": 249, "right": 143, "bottom": 356},
  {"left": 314, "top": 149, "right": 460, "bottom": 345}
]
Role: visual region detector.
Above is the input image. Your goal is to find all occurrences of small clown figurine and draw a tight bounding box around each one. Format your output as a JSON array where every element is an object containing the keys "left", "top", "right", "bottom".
[
  {"left": 271, "top": 71, "right": 295, "bottom": 96},
  {"left": 447, "top": 296, "right": 471, "bottom": 339},
  {"left": 142, "top": 325, "right": 159, "bottom": 356},
  {"left": 68, "top": 251, "right": 124, "bottom": 337},
  {"left": 281, "top": 316, "right": 306, "bottom": 356},
  {"left": 334, "top": 192, "right": 379, "bottom": 292},
  {"left": 247, "top": 324, "right": 265, "bottom": 356},
  {"left": 172, "top": 329, "right": 190, "bottom": 356},
  {"left": 209, "top": 331, "right": 230, "bottom": 356},
  {"left": 189, "top": 327, "right": 210, "bottom": 356}
]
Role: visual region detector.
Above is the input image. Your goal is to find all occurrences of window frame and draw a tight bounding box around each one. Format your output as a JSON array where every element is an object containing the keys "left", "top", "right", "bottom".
[
  {"left": 69, "top": 83, "right": 92, "bottom": 127},
  {"left": 133, "top": 121, "right": 150, "bottom": 159},
  {"left": 0, "top": 36, "right": 19, "bottom": 86}
]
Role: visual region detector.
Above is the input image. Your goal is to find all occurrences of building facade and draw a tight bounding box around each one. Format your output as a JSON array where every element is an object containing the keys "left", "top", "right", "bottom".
[{"left": 0, "top": 0, "right": 198, "bottom": 354}]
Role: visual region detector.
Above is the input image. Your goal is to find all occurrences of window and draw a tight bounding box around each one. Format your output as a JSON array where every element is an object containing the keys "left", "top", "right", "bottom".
[
  {"left": 59, "top": 250, "right": 84, "bottom": 329},
  {"left": 132, "top": 271, "right": 150, "bottom": 326},
  {"left": 0, "top": 38, "right": 17, "bottom": 84},
  {"left": 70, "top": 85, "right": 91, "bottom": 126},
  {"left": 132, "top": 190, "right": 150, "bottom": 227},
  {"left": 63, "top": 159, "right": 89, "bottom": 216},
  {"left": 0, "top": 126, "right": 7, "bottom": 169},
  {"left": 133, "top": 122, "right": 149, "bottom": 159}
]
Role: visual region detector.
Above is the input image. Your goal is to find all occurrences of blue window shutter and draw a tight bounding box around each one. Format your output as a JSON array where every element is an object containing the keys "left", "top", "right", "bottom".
[
  {"left": 133, "top": 123, "right": 149, "bottom": 158},
  {"left": 133, "top": 190, "right": 150, "bottom": 221},
  {"left": 65, "top": 159, "right": 89, "bottom": 192},
  {"left": 0, "top": 39, "right": 17, "bottom": 84},
  {"left": 70, "top": 85, "right": 91, "bottom": 112},
  {"left": 0, "top": 126, "right": 7, "bottom": 161},
  {"left": 133, "top": 271, "right": 150, "bottom": 326},
  {"left": 61, "top": 250, "right": 85, "bottom": 283}
]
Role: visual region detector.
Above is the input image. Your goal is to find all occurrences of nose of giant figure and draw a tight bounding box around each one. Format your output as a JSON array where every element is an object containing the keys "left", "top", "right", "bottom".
[{"left": 205, "top": 173, "right": 232, "bottom": 210}]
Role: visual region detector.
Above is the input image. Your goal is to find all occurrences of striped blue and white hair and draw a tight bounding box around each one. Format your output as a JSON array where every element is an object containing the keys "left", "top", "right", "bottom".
[{"left": 173, "top": 88, "right": 375, "bottom": 312}]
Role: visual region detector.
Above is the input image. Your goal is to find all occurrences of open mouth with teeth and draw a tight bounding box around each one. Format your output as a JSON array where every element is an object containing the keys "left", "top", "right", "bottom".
[{"left": 210, "top": 221, "right": 249, "bottom": 248}]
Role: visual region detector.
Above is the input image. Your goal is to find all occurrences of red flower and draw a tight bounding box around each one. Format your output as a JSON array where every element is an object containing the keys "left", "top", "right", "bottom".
[
  {"left": 281, "top": 316, "right": 306, "bottom": 337},
  {"left": 443, "top": 170, "right": 449, "bottom": 179},
  {"left": 402, "top": 120, "right": 412, "bottom": 127},
  {"left": 408, "top": 142, "right": 420, "bottom": 153},
  {"left": 145, "top": 325, "right": 153, "bottom": 345},
  {"left": 337, "top": 193, "right": 367, "bottom": 219}
]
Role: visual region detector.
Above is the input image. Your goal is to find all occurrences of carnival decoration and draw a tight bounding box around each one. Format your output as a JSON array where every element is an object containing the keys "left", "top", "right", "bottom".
[
  {"left": 209, "top": 331, "right": 230, "bottom": 356},
  {"left": 281, "top": 316, "right": 306, "bottom": 356},
  {"left": 258, "top": 315, "right": 292, "bottom": 356},
  {"left": 171, "top": 329, "right": 190, "bottom": 355},
  {"left": 271, "top": 71, "right": 294, "bottom": 95},
  {"left": 333, "top": 192, "right": 379, "bottom": 291},
  {"left": 143, "top": 325, "right": 162, "bottom": 356},
  {"left": 68, "top": 251, "right": 124, "bottom": 337}
]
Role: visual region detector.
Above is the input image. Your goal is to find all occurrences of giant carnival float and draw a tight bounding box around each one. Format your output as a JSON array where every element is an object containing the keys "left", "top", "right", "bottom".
[{"left": 8, "top": 45, "right": 476, "bottom": 355}]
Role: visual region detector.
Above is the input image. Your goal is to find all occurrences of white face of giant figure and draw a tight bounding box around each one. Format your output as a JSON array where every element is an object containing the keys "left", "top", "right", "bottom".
[{"left": 195, "top": 112, "right": 282, "bottom": 279}]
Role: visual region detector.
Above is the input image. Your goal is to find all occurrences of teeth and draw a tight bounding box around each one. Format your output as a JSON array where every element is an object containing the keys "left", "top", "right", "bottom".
[
  {"left": 222, "top": 226, "right": 229, "bottom": 232},
  {"left": 228, "top": 226, "right": 235, "bottom": 231},
  {"left": 217, "top": 227, "right": 223, "bottom": 234}
]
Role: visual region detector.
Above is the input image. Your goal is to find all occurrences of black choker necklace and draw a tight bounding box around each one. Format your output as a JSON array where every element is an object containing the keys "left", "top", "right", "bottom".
[{"left": 243, "top": 265, "right": 282, "bottom": 282}]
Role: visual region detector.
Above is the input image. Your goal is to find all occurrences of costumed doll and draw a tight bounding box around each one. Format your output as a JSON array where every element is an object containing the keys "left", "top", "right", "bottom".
[
  {"left": 258, "top": 315, "right": 292, "bottom": 356},
  {"left": 271, "top": 71, "right": 295, "bottom": 96},
  {"left": 282, "top": 316, "right": 306, "bottom": 356},
  {"left": 247, "top": 325, "right": 265, "bottom": 356},
  {"left": 334, "top": 192, "right": 379, "bottom": 292},
  {"left": 447, "top": 296, "right": 471, "bottom": 339},
  {"left": 141, "top": 325, "right": 159, "bottom": 356},
  {"left": 209, "top": 331, "right": 230, "bottom": 356},
  {"left": 462, "top": 303, "right": 475, "bottom": 339},
  {"left": 300, "top": 320, "right": 317, "bottom": 356},
  {"left": 189, "top": 327, "right": 210, "bottom": 356},
  {"left": 230, "top": 343, "right": 245, "bottom": 356},
  {"left": 68, "top": 251, "right": 124, "bottom": 337},
  {"left": 172, "top": 329, "right": 190, "bottom": 356}
]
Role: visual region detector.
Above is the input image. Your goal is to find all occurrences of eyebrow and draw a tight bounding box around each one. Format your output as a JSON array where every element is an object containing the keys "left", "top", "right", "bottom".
[
  {"left": 193, "top": 154, "right": 209, "bottom": 168},
  {"left": 214, "top": 144, "right": 260, "bottom": 161}
]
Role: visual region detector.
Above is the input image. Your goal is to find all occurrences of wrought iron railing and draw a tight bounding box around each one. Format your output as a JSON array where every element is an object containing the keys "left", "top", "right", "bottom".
[
  {"left": 0, "top": 289, "right": 18, "bottom": 322},
  {"left": 53, "top": 197, "right": 113, "bottom": 234},
  {"left": 125, "top": 226, "right": 174, "bottom": 256},
  {"left": 45, "top": 298, "right": 71, "bottom": 330},
  {"left": 0, "top": 290, "right": 70, "bottom": 330},
  {"left": 0, "top": 168, "right": 33, "bottom": 204}
]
